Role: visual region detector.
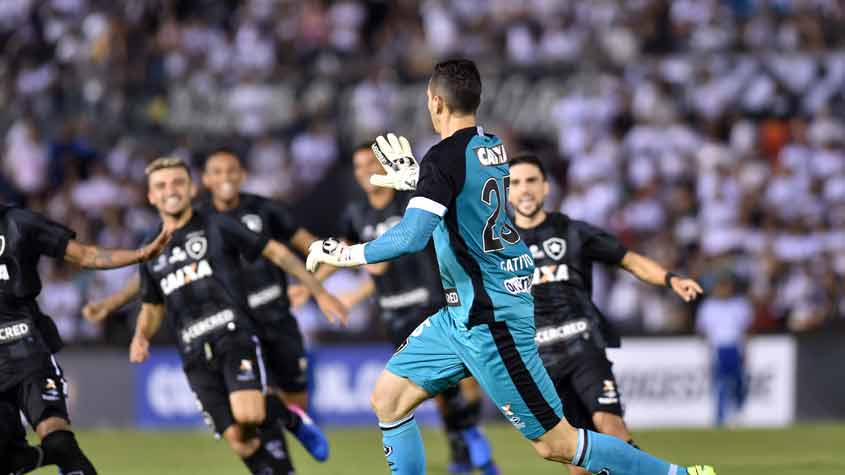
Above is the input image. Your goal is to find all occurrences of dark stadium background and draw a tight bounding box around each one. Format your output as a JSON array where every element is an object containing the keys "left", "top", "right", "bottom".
[{"left": 1, "top": 1, "right": 843, "bottom": 474}]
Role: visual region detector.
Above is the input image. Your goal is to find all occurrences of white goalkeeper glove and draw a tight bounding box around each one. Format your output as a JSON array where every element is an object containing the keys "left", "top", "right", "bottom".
[
  {"left": 306, "top": 238, "right": 367, "bottom": 272},
  {"left": 370, "top": 133, "right": 419, "bottom": 191}
]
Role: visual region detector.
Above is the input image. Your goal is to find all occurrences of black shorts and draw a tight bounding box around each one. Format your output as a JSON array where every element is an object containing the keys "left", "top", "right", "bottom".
[
  {"left": 259, "top": 315, "right": 308, "bottom": 393},
  {"left": 185, "top": 336, "right": 267, "bottom": 437},
  {"left": 0, "top": 399, "right": 27, "bottom": 453},
  {"left": 383, "top": 305, "right": 437, "bottom": 348},
  {"left": 0, "top": 353, "right": 69, "bottom": 431},
  {"left": 545, "top": 349, "right": 623, "bottom": 431}
]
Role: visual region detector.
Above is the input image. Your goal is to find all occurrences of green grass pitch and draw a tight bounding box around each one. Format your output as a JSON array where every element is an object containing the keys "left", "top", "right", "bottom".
[{"left": 30, "top": 423, "right": 845, "bottom": 474}]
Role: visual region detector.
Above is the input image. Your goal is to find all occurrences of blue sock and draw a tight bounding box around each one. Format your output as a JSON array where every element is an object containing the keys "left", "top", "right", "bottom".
[
  {"left": 573, "top": 429, "right": 688, "bottom": 475},
  {"left": 380, "top": 415, "right": 426, "bottom": 474}
]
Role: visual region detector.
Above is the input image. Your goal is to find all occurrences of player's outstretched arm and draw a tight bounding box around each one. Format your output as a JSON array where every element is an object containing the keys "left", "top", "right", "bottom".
[
  {"left": 65, "top": 228, "right": 171, "bottom": 269},
  {"left": 306, "top": 207, "right": 440, "bottom": 274},
  {"left": 262, "top": 239, "right": 348, "bottom": 325},
  {"left": 288, "top": 231, "right": 383, "bottom": 305},
  {"left": 364, "top": 262, "right": 390, "bottom": 275},
  {"left": 338, "top": 275, "right": 376, "bottom": 308},
  {"left": 82, "top": 273, "right": 142, "bottom": 323},
  {"left": 130, "top": 303, "right": 165, "bottom": 363},
  {"left": 288, "top": 227, "right": 320, "bottom": 255},
  {"left": 619, "top": 251, "right": 703, "bottom": 302}
]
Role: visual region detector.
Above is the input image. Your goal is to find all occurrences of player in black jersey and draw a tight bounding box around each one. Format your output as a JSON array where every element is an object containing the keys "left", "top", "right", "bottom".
[
  {"left": 130, "top": 157, "right": 346, "bottom": 475},
  {"left": 507, "top": 153, "right": 704, "bottom": 475},
  {"left": 83, "top": 152, "right": 338, "bottom": 470},
  {"left": 0, "top": 202, "right": 170, "bottom": 475},
  {"left": 335, "top": 144, "right": 500, "bottom": 475},
  {"left": 201, "top": 152, "right": 319, "bottom": 410},
  {"left": 85, "top": 152, "right": 321, "bottom": 409}
]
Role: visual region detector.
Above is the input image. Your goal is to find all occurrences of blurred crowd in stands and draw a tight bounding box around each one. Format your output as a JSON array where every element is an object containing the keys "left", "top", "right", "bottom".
[{"left": 1, "top": 0, "right": 844, "bottom": 345}]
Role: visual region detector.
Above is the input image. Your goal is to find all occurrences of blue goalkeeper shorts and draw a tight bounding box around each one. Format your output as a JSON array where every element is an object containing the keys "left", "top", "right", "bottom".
[{"left": 386, "top": 308, "right": 563, "bottom": 440}]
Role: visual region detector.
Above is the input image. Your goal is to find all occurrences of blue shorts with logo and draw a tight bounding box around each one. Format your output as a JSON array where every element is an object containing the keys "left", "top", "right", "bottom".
[{"left": 386, "top": 308, "right": 563, "bottom": 440}]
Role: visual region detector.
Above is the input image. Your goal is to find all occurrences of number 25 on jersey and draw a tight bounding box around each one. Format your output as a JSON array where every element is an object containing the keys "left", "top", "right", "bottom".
[{"left": 481, "top": 176, "right": 519, "bottom": 252}]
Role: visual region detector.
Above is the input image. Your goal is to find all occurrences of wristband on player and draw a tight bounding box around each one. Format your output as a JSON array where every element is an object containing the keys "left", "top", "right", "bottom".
[{"left": 664, "top": 271, "right": 679, "bottom": 288}]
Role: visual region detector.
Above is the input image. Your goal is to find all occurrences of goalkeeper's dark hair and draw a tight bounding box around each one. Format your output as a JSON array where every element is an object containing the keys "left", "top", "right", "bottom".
[
  {"left": 429, "top": 59, "right": 482, "bottom": 115},
  {"left": 509, "top": 153, "right": 547, "bottom": 180}
]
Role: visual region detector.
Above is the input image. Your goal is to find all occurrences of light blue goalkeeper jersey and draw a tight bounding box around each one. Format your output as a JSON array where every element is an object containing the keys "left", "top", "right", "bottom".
[{"left": 408, "top": 126, "right": 535, "bottom": 328}]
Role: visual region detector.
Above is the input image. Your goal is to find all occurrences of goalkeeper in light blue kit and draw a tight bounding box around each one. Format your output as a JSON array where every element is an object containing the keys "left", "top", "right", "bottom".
[{"left": 307, "top": 59, "right": 715, "bottom": 475}]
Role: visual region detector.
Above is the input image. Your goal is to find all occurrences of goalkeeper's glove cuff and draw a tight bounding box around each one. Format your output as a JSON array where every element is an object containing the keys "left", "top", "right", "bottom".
[{"left": 348, "top": 243, "right": 367, "bottom": 266}]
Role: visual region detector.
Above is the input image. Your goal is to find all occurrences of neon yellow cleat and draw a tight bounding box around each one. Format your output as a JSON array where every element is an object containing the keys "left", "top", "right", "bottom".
[{"left": 687, "top": 466, "right": 716, "bottom": 475}]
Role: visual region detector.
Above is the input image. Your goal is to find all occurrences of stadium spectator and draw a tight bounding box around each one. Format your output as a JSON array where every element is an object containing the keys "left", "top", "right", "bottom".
[
  {"left": 696, "top": 272, "right": 753, "bottom": 426},
  {"left": 1, "top": 0, "right": 844, "bottom": 345}
]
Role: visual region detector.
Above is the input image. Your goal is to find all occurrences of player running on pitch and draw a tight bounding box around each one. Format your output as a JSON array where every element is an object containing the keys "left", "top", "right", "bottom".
[
  {"left": 131, "top": 157, "right": 346, "bottom": 475},
  {"left": 83, "top": 151, "right": 334, "bottom": 469},
  {"left": 0, "top": 202, "right": 170, "bottom": 475},
  {"left": 508, "top": 153, "right": 704, "bottom": 475},
  {"left": 335, "top": 143, "right": 500, "bottom": 475},
  {"left": 305, "top": 58, "right": 715, "bottom": 475}
]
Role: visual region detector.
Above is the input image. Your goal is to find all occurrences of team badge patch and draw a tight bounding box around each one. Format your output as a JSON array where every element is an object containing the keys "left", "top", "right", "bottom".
[
  {"left": 542, "top": 237, "right": 567, "bottom": 261},
  {"left": 42, "top": 378, "right": 61, "bottom": 401},
  {"left": 237, "top": 359, "right": 255, "bottom": 381},
  {"left": 598, "top": 379, "right": 619, "bottom": 405},
  {"left": 241, "top": 214, "right": 263, "bottom": 233},
  {"left": 186, "top": 236, "right": 208, "bottom": 259}
]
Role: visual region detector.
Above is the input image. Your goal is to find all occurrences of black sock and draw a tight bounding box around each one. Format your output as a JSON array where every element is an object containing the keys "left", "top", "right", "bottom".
[
  {"left": 260, "top": 424, "right": 294, "bottom": 471},
  {"left": 243, "top": 445, "right": 294, "bottom": 475},
  {"left": 2, "top": 445, "right": 44, "bottom": 474},
  {"left": 41, "top": 430, "right": 97, "bottom": 475},
  {"left": 441, "top": 387, "right": 482, "bottom": 431},
  {"left": 446, "top": 429, "right": 471, "bottom": 465},
  {"left": 265, "top": 395, "right": 301, "bottom": 433}
]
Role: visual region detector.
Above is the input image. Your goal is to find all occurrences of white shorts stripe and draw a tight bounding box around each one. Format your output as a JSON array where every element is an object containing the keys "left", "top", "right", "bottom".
[
  {"left": 251, "top": 336, "right": 268, "bottom": 395},
  {"left": 49, "top": 355, "right": 68, "bottom": 397},
  {"left": 408, "top": 197, "right": 447, "bottom": 217}
]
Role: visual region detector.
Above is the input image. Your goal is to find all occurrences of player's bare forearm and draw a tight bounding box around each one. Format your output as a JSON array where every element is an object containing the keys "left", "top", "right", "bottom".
[
  {"left": 619, "top": 251, "right": 668, "bottom": 287},
  {"left": 263, "top": 240, "right": 328, "bottom": 296},
  {"left": 105, "top": 273, "right": 142, "bottom": 311},
  {"left": 135, "top": 303, "right": 165, "bottom": 339},
  {"left": 341, "top": 276, "right": 376, "bottom": 308},
  {"left": 290, "top": 228, "right": 319, "bottom": 255},
  {"left": 364, "top": 262, "right": 390, "bottom": 276},
  {"left": 315, "top": 262, "right": 339, "bottom": 282},
  {"left": 290, "top": 229, "right": 339, "bottom": 282},
  {"left": 65, "top": 241, "right": 144, "bottom": 269},
  {"left": 64, "top": 228, "right": 170, "bottom": 269},
  {"left": 620, "top": 251, "right": 703, "bottom": 302}
]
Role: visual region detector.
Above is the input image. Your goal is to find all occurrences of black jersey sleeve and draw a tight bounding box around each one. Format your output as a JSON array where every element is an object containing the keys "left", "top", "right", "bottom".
[
  {"left": 264, "top": 199, "right": 299, "bottom": 242},
  {"left": 213, "top": 213, "right": 270, "bottom": 262},
  {"left": 580, "top": 221, "right": 628, "bottom": 265},
  {"left": 412, "top": 145, "right": 464, "bottom": 212},
  {"left": 16, "top": 209, "right": 76, "bottom": 259},
  {"left": 139, "top": 261, "right": 163, "bottom": 304}
]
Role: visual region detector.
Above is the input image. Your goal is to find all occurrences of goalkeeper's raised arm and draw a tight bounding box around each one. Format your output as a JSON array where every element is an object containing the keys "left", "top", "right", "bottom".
[{"left": 306, "top": 133, "right": 443, "bottom": 272}]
